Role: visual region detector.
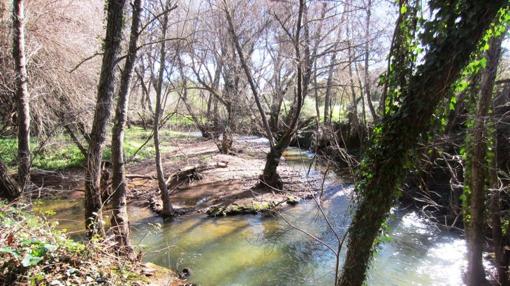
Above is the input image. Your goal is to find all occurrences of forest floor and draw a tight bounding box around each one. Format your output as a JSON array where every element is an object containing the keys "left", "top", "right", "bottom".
[{"left": 27, "top": 134, "right": 323, "bottom": 217}]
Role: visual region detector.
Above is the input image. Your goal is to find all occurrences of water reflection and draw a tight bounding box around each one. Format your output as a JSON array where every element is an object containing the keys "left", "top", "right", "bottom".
[
  {"left": 34, "top": 147, "right": 470, "bottom": 286},
  {"left": 36, "top": 193, "right": 469, "bottom": 286}
]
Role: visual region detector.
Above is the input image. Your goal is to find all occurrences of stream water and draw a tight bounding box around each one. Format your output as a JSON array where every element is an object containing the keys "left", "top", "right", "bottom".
[{"left": 36, "top": 146, "right": 473, "bottom": 286}]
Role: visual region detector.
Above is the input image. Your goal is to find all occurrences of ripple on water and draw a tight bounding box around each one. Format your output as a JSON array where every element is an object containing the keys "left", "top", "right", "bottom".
[{"left": 35, "top": 159, "right": 475, "bottom": 286}]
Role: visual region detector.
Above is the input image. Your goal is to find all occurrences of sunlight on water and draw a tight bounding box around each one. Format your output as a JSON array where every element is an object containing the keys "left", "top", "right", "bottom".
[
  {"left": 369, "top": 211, "right": 466, "bottom": 286},
  {"left": 35, "top": 148, "right": 474, "bottom": 286},
  {"left": 37, "top": 195, "right": 472, "bottom": 286},
  {"left": 417, "top": 239, "right": 467, "bottom": 286}
]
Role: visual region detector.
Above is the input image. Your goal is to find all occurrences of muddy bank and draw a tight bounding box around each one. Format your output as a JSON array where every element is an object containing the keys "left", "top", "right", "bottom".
[
  {"left": 132, "top": 136, "right": 323, "bottom": 216},
  {"left": 27, "top": 135, "right": 324, "bottom": 217}
]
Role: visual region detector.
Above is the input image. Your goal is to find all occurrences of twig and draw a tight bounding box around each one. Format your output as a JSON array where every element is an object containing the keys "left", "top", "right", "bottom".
[{"left": 69, "top": 52, "right": 103, "bottom": 73}]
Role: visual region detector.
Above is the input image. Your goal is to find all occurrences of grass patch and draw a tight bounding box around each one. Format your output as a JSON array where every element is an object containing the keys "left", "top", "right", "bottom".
[
  {"left": 0, "top": 137, "right": 85, "bottom": 170},
  {"left": 0, "top": 127, "right": 198, "bottom": 171}
]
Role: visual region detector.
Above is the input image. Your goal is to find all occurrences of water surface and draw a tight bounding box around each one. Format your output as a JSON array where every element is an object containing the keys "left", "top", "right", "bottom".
[{"left": 37, "top": 147, "right": 470, "bottom": 286}]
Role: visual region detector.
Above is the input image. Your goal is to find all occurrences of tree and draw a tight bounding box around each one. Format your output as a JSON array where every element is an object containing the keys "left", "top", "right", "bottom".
[
  {"left": 224, "top": 0, "right": 313, "bottom": 189},
  {"left": 110, "top": 0, "right": 143, "bottom": 255},
  {"left": 379, "top": 0, "right": 419, "bottom": 117},
  {"left": 466, "top": 32, "right": 505, "bottom": 286},
  {"left": 323, "top": 10, "right": 346, "bottom": 127},
  {"left": 491, "top": 79, "right": 510, "bottom": 286},
  {"left": 362, "top": 0, "right": 377, "bottom": 121},
  {"left": 12, "top": 0, "right": 30, "bottom": 191},
  {"left": 185, "top": 13, "right": 243, "bottom": 153},
  {"left": 2, "top": 0, "right": 102, "bottom": 159},
  {"left": 337, "top": 2, "right": 506, "bottom": 286},
  {"left": 153, "top": 0, "right": 174, "bottom": 217},
  {"left": 85, "top": 0, "right": 126, "bottom": 237}
]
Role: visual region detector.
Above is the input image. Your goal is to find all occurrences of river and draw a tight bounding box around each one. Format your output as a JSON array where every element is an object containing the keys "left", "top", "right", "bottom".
[{"left": 35, "top": 145, "right": 475, "bottom": 286}]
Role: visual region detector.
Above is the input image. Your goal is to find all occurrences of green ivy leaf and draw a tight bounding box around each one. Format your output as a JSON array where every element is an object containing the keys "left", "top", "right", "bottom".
[{"left": 400, "top": 4, "right": 408, "bottom": 15}]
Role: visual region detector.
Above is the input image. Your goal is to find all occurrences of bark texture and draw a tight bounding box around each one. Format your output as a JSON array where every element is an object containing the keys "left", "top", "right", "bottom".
[
  {"left": 85, "top": 0, "right": 126, "bottom": 237},
  {"left": 363, "top": 0, "right": 377, "bottom": 121},
  {"left": 0, "top": 161, "right": 20, "bottom": 200},
  {"left": 337, "top": 2, "right": 505, "bottom": 286},
  {"left": 12, "top": 0, "right": 30, "bottom": 191},
  {"left": 111, "top": 0, "right": 142, "bottom": 255},
  {"left": 466, "top": 33, "right": 504, "bottom": 286},
  {"left": 154, "top": 1, "right": 174, "bottom": 217},
  {"left": 492, "top": 80, "right": 510, "bottom": 286}
]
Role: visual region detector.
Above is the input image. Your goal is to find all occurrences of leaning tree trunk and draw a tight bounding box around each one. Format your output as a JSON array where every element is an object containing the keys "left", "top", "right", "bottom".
[
  {"left": 85, "top": 0, "right": 126, "bottom": 238},
  {"left": 224, "top": 3, "right": 274, "bottom": 149},
  {"left": 12, "top": 0, "right": 30, "bottom": 191},
  {"left": 346, "top": 0, "right": 361, "bottom": 141},
  {"left": 0, "top": 161, "right": 20, "bottom": 200},
  {"left": 337, "top": 2, "right": 505, "bottom": 286},
  {"left": 153, "top": 1, "right": 173, "bottom": 217},
  {"left": 466, "top": 32, "right": 504, "bottom": 286},
  {"left": 110, "top": 0, "right": 142, "bottom": 256}
]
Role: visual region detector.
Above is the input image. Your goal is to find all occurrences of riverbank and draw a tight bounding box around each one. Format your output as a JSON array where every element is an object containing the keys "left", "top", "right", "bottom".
[
  {"left": 27, "top": 135, "right": 325, "bottom": 217},
  {"left": 4, "top": 134, "right": 328, "bottom": 284},
  {"left": 0, "top": 202, "right": 186, "bottom": 285},
  {"left": 12, "top": 133, "right": 479, "bottom": 286}
]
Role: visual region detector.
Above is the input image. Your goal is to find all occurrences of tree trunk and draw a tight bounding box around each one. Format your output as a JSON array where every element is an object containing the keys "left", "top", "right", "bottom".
[
  {"left": 226, "top": 0, "right": 309, "bottom": 190},
  {"left": 12, "top": 0, "right": 30, "bottom": 191},
  {"left": 219, "top": 60, "right": 235, "bottom": 154},
  {"left": 261, "top": 0, "right": 308, "bottom": 190},
  {"left": 110, "top": 0, "right": 142, "bottom": 256},
  {"left": 154, "top": 1, "right": 173, "bottom": 217},
  {"left": 490, "top": 163, "right": 509, "bottom": 286},
  {"left": 346, "top": 5, "right": 362, "bottom": 142},
  {"left": 363, "top": 0, "right": 377, "bottom": 121},
  {"left": 260, "top": 145, "right": 285, "bottom": 190},
  {"left": 324, "top": 12, "right": 347, "bottom": 126},
  {"left": 466, "top": 33, "right": 504, "bottom": 286},
  {"left": 310, "top": 4, "right": 326, "bottom": 141},
  {"left": 346, "top": 0, "right": 359, "bottom": 136},
  {"left": 85, "top": 0, "right": 126, "bottom": 238},
  {"left": 337, "top": 2, "right": 504, "bottom": 286},
  {"left": 314, "top": 61, "right": 321, "bottom": 146},
  {"left": 492, "top": 71, "right": 510, "bottom": 286},
  {"left": 268, "top": 56, "right": 285, "bottom": 133},
  {"left": 220, "top": 104, "right": 233, "bottom": 154},
  {"left": 207, "top": 57, "right": 223, "bottom": 130},
  {"left": 355, "top": 64, "right": 367, "bottom": 128},
  {"left": 0, "top": 161, "right": 20, "bottom": 200}
]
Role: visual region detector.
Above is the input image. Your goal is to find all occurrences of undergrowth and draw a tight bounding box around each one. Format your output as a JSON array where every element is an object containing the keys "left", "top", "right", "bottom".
[{"left": 0, "top": 201, "right": 148, "bottom": 285}]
